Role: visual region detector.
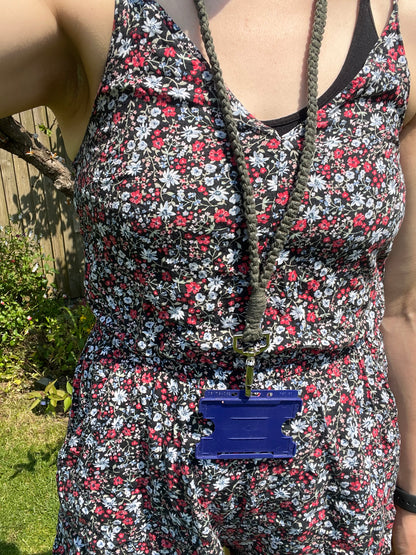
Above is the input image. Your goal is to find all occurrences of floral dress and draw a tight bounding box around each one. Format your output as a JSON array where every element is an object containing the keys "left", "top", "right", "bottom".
[{"left": 53, "top": 0, "right": 409, "bottom": 553}]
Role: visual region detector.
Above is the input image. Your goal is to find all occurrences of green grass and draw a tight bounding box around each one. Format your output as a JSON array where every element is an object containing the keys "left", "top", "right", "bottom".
[{"left": 0, "top": 389, "right": 67, "bottom": 555}]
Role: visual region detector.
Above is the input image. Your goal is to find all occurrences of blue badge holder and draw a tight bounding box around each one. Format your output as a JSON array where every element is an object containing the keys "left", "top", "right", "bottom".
[{"left": 195, "top": 389, "right": 302, "bottom": 460}]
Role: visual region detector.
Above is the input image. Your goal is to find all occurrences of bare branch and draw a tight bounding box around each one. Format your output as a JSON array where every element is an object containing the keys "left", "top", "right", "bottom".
[{"left": 0, "top": 116, "right": 74, "bottom": 198}]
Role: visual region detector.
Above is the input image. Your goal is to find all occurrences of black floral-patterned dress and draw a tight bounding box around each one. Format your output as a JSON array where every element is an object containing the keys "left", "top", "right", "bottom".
[{"left": 54, "top": 0, "right": 409, "bottom": 553}]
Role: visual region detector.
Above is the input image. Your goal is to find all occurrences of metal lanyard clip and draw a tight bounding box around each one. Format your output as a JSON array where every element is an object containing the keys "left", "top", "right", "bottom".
[{"left": 232, "top": 333, "right": 270, "bottom": 396}]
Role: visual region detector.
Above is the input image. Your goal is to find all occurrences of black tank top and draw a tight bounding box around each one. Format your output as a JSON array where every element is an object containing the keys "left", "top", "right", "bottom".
[{"left": 264, "top": 0, "right": 378, "bottom": 134}]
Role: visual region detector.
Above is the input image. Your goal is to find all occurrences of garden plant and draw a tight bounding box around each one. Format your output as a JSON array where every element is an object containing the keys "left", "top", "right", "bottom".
[{"left": 0, "top": 224, "right": 93, "bottom": 554}]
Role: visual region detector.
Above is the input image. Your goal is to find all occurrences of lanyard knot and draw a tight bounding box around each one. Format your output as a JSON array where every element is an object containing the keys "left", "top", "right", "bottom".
[{"left": 242, "top": 287, "right": 267, "bottom": 344}]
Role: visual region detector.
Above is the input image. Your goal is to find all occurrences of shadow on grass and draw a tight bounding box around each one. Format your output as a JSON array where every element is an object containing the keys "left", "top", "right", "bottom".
[
  {"left": 0, "top": 542, "right": 52, "bottom": 555},
  {"left": 9, "top": 439, "right": 62, "bottom": 479}
]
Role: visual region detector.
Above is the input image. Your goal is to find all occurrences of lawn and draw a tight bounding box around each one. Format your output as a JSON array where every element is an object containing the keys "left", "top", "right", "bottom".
[{"left": 0, "top": 389, "right": 67, "bottom": 555}]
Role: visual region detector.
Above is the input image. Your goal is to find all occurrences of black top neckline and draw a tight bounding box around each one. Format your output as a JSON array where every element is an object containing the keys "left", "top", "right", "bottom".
[{"left": 263, "top": 0, "right": 378, "bottom": 134}]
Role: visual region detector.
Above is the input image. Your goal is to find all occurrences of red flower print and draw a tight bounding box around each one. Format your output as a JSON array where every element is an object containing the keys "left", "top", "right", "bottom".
[
  {"left": 257, "top": 213, "right": 270, "bottom": 224},
  {"left": 164, "top": 46, "right": 176, "bottom": 57},
  {"left": 288, "top": 270, "right": 297, "bottom": 282},
  {"left": 130, "top": 190, "right": 142, "bottom": 204},
  {"left": 318, "top": 219, "right": 331, "bottom": 230},
  {"left": 267, "top": 138, "right": 280, "bottom": 149},
  {"left": 214, "top": 209, "right": 230, "bottom": 223},
  {"left": 163, "top": 106, "right": 176, "bottom": 117},
  {"left": 174, "top": 215, "right": 187, "bottom": 226},
  {"left": 347, "top": 156, "right": 360, "bottom": 169},
  {"left": 149, "top": 217, "right": 162, "bottom": 229},
  {"left": 192, "top": 141, "right": 205, "bottom": 152},
  {"left": 276, "top": 191, "right": 289, "bottom": 206},
  {"left": 293, "top": 219, "right": 307, "bottom": 231},
  {"left": 196, "top": 235, "right": 210, "bottom": 246},
  {"left": 152, "top": 137, "right": 164, "bottom": 149},
  {"left": 185, "top": 282, "right": 201, "bottom": 295},
  {"left": 353, "top": 213, "right": 366, "bottom": 227},
  {"left": 209, "top": 149, "right": 225, "bottom": 161}
]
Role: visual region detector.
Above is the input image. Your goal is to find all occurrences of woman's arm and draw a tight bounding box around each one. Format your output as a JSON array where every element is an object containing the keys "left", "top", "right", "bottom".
[
  {"left": 383, "top": 113, "right": 416, "bottom": 555},
  {"left": 382, "top": 2, "right": 416, "bottom": 553},
  {"left": 0, "top": 0, "right": 113, "bottom": 158},
  {"left": 0, "top": 0, "right": 79, "bottom": 119}
]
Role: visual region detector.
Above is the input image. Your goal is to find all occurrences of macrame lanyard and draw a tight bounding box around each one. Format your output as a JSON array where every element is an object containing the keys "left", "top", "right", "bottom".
[{"left": 193, "top": 0, "right": 328, "bottom": 395}]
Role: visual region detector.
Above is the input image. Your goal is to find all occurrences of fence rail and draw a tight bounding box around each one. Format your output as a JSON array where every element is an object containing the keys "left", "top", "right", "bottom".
[{"left": 0, "top": 108, "right": 84, "bottom": 298}]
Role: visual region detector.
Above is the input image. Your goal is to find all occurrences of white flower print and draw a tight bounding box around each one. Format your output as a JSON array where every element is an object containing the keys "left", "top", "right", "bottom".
[{"left": 141, "top": 16, "right": 163, "bottom": 37}]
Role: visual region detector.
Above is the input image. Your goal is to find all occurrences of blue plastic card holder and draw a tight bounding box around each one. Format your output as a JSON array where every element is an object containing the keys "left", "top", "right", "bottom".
[{"left": 195, "top": 389, "right": 302, "bottom": 460}]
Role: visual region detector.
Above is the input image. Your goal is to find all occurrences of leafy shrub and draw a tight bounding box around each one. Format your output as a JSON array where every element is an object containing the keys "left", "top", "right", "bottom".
[
  {"left": 0, "top": 225, "right": 51, "bottom": 383},
  {"left": 28, "top": 379, "right": 74, "bottom": 414},
  {"left": 0, "top": 224, "right": 94, "bottom": 411},
  {"left": 32, "top": 302, "right": 95, "bottom": 381}
]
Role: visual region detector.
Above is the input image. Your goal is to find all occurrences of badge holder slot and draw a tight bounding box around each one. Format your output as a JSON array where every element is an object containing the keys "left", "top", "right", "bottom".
[{"left": 196, "top": 389, "right": 302, "bottom": 459}]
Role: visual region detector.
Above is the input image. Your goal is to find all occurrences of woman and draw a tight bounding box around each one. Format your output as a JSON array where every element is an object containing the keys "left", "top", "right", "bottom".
[{"left": 1, "top": 0, "right": 416, "bottom": 553}]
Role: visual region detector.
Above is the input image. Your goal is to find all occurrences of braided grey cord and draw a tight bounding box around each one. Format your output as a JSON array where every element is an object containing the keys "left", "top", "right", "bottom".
[{"left": 193, "top": 0, "right": 328, "bottom": 343}]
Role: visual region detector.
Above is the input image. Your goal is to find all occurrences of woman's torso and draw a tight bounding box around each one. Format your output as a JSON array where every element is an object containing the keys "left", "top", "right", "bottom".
[{"left": 72, "top": 0, "right": 409, "bottom": 361}]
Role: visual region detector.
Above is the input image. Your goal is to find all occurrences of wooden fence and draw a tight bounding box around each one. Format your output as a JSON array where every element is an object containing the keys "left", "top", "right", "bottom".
[{"left": 0, "top": 108, "right": 84, "bottom": 298}]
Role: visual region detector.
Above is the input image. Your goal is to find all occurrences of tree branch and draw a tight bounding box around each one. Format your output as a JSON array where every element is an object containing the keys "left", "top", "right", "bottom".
[{"left": 0, "top": 116, "right": 74, "bottom": 198}]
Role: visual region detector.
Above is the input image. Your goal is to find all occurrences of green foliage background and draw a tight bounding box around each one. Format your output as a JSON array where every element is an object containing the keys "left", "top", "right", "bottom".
[
  {"left": 0, "top": 224, "right": 94, "bottom": 397},
  {"left": 0, "top": 225, "right": 93, "bottom": 552}
]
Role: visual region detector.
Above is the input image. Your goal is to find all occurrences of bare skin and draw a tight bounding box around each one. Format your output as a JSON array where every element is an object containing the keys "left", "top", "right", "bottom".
[{"left": 1, "top": 0, "right": 416, "bottom": 552}]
